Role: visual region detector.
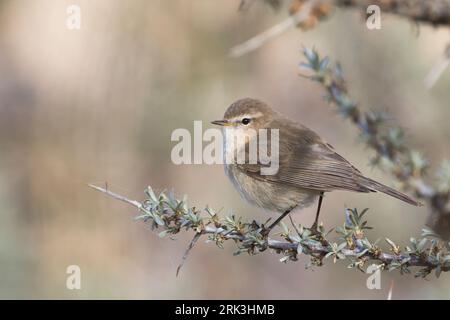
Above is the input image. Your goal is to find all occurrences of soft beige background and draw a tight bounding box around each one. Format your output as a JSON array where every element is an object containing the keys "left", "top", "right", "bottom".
[{"left": 0, "top": 0, "right": 449, "bottom": 299}]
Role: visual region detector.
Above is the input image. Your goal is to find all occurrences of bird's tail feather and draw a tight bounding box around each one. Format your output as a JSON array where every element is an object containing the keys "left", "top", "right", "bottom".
[{"left": 359, "top": 176, "right": 422, "bottom": 206}]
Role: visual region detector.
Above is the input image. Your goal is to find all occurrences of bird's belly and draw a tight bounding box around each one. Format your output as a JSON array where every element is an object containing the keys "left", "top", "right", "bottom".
[{"left": 225, "top": 165, "right": 319, "bottom": 213}]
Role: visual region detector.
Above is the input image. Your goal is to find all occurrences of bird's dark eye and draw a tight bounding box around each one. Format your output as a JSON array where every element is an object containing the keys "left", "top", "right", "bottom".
[{"left": 242, "top": 118, "right": 251, "bottom": 125}]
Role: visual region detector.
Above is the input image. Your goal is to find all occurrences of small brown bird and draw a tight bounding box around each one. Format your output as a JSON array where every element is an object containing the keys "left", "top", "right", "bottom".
[{"left": 212, "top": 98, "right": 420, "bottom": 232}]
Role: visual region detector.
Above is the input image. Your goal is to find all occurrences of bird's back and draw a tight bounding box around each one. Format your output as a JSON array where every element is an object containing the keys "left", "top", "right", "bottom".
[{"left": 226, "top": 115, "right": 420, "bottom": 209}]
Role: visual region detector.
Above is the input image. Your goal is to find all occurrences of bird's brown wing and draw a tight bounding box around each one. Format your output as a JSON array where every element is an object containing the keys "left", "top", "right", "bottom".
[
  {"left": 234, "top": 119, "right": 372, "bottom": 193},
  {"left": 234, "top": 118, "right": 420, "bottom": 205},
  {"left": 272, "top": 140, "right": 371, "bottom": 193}
]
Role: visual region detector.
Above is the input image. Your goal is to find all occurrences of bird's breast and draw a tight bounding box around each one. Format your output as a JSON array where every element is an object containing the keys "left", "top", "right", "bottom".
[{"left": 224, "top": 164, "right": 319, "bottom": 213}]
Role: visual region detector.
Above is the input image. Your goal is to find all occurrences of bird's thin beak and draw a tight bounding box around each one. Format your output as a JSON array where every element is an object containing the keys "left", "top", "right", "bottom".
[{"left": 211, "top": 119, "right": 231, "bottom": 126}]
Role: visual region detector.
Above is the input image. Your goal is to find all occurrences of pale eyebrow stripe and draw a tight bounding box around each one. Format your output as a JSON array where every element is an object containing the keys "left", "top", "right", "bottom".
[{"left": 230, "top": 112, "right": 263, "bottom": 122}]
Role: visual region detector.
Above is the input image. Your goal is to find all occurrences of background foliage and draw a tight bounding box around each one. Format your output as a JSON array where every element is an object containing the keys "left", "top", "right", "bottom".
[{"left": 0, "top": 0, "right": 449, "bottom": 298}]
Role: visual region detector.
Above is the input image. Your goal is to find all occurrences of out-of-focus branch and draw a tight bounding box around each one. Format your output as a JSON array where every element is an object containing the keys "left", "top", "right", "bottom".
[
  {"left": 230, "top": 0, "right": 450, "bottom": 57},
  {"left": 335, "top": 0, "right": 450, "bottom": 27},
  {"left": 90, "top": 184, "right": 450, "bottom": 278},
  {"left": 424, "top": 44, "right": 450, "bottom": 89},
  {"left": 300, "top": 48, "right": 450, "bottom": 238},
  {"left": 229, "top": 0, "right": 317, "bottom": 58}
]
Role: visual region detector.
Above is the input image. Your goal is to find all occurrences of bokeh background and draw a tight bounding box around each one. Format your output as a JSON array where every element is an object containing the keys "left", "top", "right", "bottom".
[{"left": 0, "top": 0, "right": 449, "bottom": 299}]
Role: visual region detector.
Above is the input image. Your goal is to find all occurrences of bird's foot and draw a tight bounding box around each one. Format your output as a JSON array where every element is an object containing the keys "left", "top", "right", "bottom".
[
  {"left": 260, "top": 226, "right": 272, "bottom": 238},
  {"left": 309, "top": 221, "right": 323, "bottom": 238}
]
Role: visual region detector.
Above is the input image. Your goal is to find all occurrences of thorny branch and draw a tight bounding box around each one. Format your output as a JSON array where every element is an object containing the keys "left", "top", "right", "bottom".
[
  {"left": 90, "top": 49, "right": 450, "bottom": 279},
  {"left": 89, "top": 183, "right": 450, "bottom": 279},
  {"left": 300, "top": 48, "right": 450, "bottom": 238}
]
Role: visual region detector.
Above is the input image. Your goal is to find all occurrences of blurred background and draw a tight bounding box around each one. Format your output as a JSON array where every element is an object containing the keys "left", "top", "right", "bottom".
[{"left": 0, "top": 0, "right": 449, "bottom": 299}]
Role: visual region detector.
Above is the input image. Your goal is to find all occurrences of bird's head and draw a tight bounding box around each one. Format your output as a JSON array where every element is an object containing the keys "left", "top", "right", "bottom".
[{"left": 211, "top": 98, "right": 277, "bottom": 132}]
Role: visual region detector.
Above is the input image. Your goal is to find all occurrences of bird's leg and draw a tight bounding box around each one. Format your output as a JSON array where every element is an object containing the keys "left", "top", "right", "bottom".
[
  {"left": 310, "top": 192, "right": 324, "bottom": 231},
  {"left": 288, "top": 214, "right": 301, "bottom": 239},
  {"left": 263, "top": 209, "right": 292, "bottom": 236}
]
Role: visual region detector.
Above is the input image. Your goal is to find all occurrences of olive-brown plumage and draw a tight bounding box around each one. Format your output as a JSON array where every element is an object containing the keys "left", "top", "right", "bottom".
[{"left": 212, "top": 98, "right": 420, "bottom": 230}]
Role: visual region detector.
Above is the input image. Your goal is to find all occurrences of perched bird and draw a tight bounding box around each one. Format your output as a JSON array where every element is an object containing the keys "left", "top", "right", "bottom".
[{"left": 212, "top": 98, "right": 420, "bottom": 232}]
